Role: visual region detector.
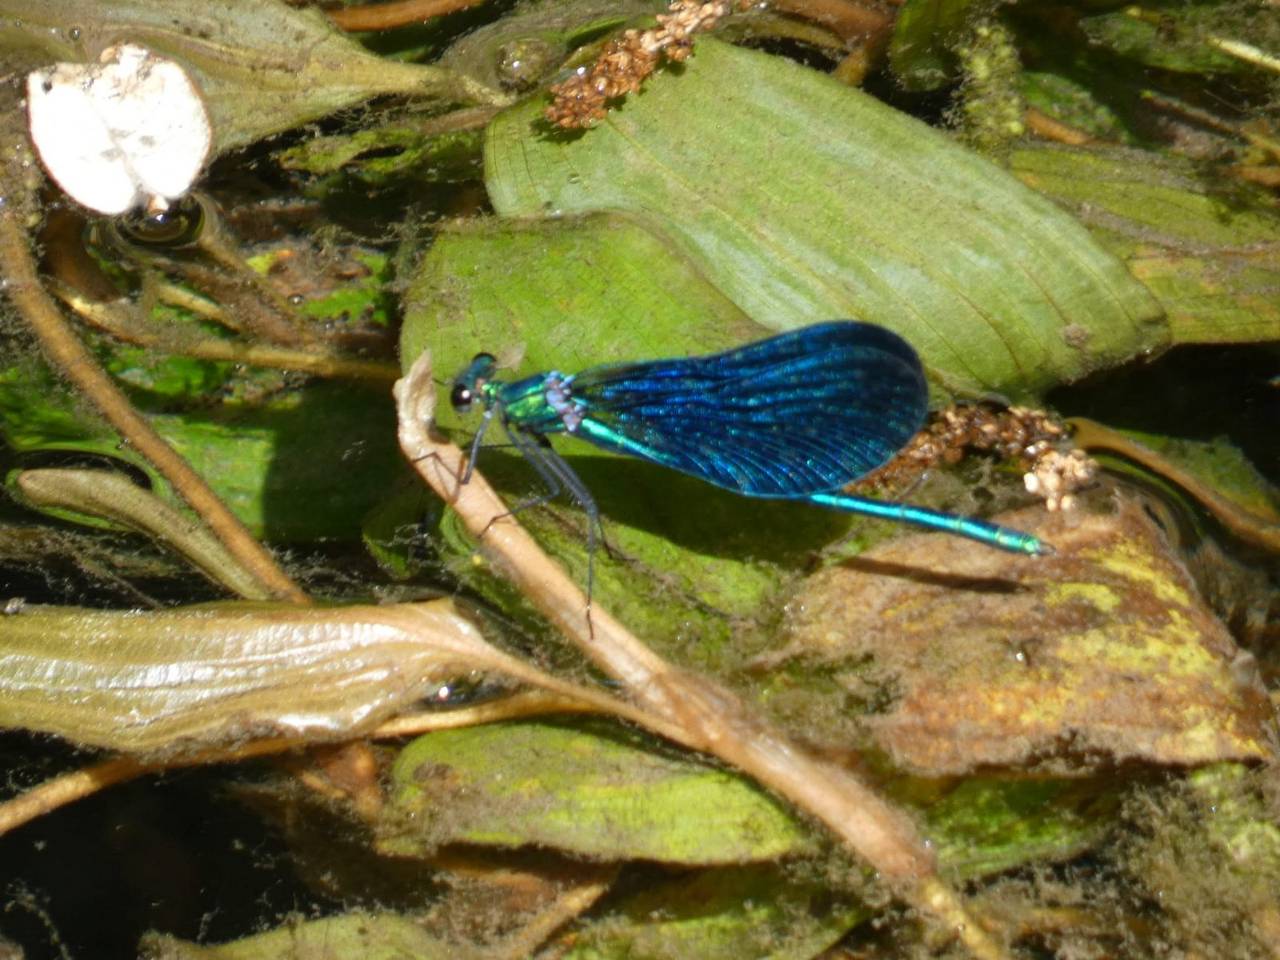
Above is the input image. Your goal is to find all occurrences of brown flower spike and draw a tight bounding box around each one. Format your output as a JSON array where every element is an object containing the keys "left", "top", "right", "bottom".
[
  {"left": 856, "top": 405, "right": 1098, "bottom": 512},
  {"left": 546, "top": 0, "right": 730, "bottom": 129}
]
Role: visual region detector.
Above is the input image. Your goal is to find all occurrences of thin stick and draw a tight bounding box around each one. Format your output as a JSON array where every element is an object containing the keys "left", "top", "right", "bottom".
[
  {"left": 395, "top": 352, "right": 1009, "bottom": 959},
  {"left": 0, "top": 685, "right": 684, "bottom": 838},
  {"left": 1024, "top": 107, "right": 1094, "bottom": 146},
  {"left": 371, "top": 688, "right": 648, "bottom": 738},
  {"left": 328, "top": 0, "right": 489, "bottom": 32},
  {"left": 1206, "top": 37, "right": 1280, "bottom": 75},
  {"left": 57, "top": 287, "right": 400, "bottom": 382},
  {"left": 0, "top": 738, "right": 298, "bottom": 837},
  {"left": 0, "top": 757, "right": 149, "bottom": 835},
  {"left": 0, "top": 196, "right": 308, "bottom": 604},
  {"left": 1069, "top": 417, "right": 1280, "bottom": 553},
  {"left": 16, "top": 468, "right": 277, "bottom": 600}
]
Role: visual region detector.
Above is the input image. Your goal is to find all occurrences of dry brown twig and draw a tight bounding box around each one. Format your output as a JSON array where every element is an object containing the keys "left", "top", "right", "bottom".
[
  {"left": 394, "top": 350, "right": 1013, "bottom": 960},
  {"left": 0, "top": 123, "right": 308, "bottom": 604},
  {"left": 327, "top": 0, "right": 486, "bottom": 32},
  {"left": 0, "top": 599, "right": 694, "bottom": 837},
  {"left": 51, "top": 282, "right": 401, "bottom": 383},
  {"left": 1069, "top": 417, "right": 1280, "bottom": 553}
]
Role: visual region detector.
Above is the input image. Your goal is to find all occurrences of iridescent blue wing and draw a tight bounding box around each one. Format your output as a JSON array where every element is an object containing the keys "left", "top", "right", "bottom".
[{"left": 567, "top": 322, "right": 928, "bottom": 498}]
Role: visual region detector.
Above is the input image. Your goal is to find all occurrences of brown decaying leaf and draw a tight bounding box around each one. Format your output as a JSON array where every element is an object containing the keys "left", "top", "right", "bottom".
[{"left": 781, "top": 498, "right": 1275, "bottom": 775}]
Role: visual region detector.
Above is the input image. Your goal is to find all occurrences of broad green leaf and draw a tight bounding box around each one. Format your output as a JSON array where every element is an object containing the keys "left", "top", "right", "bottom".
[
  {"left": 774, "top": 502, "right": 1274, "bottom": 775},
  {"left": 401, "top": 212, "right": 764, "bottom": 403},
  {"left": 563, "top": 865, "right": 865, "bottom": 960},
  {"left": 1078, "top": 6, "right": 1250, "bottom": 75},
  {"left": 564, "top": 777, "right": 1106, "bottom": 958},
  {"left": 152, "top": 382, "right": 404, "bottom": 541},
  {"left": 887, "top": 0, "right": 979, "bottom": 90},
  {"left": 141, "top": 912, "right": 455, "bottom": 960},
  {"left": 401, "top": 213, "right": 858, "bottom": 667},
  {"left": 381, "top": 720, "right": 813, "bottom": 864},
  {"left": 0, "top": 359, "right": 404, "bottom": 541},
  {"left": 1011, "top": 144, "right": 1280, "bottom": 345},
  {"left": 485, "top": 39, "right": 1165, "bottom": 401},
  {"left": 0, "top": 0, "right": 499, "bottom": 155},
  {"left": 427, "top": 449, "right": 845, "bottom": 670}
]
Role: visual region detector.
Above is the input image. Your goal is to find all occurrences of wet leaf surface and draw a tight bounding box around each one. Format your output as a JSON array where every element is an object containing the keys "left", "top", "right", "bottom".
[
  {"left": 381, "top": 719, "right": 813, "bottom": 864},
  {"left": 0, "top": 0, "right": 498, "bottom": 154},
  {"left": 0, "top": 601, "right": 492, "bottom": 754},
  {"left": 1012, "top": 144, "right": 1280, "bottom": 346},
  {"left": 141, "top": 911, "right": 456, "bottom": 960},
  {"left": 777, "top": 499, "right": 1275, "bottom": 775},
  {"left": 485, "top": 39, "right": 1164, "bottom": 401}
]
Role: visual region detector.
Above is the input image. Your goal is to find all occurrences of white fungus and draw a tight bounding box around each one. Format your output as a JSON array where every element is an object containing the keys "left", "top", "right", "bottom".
[{"left": 27, "top": 43, "right": 212, "bottom": 216}]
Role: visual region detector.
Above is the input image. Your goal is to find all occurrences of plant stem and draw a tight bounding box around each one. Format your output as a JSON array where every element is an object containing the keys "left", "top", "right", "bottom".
[
  {"left": 0, "top": 186, "right": 308, "bottom": 603},
  {"left": 395, "top": 351, "right": 1010, "bottom": 960}
]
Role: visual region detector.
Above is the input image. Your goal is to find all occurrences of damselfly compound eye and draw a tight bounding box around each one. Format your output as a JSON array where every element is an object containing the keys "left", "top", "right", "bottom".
[{"left": 451, "top": 383, "right": 473, "bottom": 411}]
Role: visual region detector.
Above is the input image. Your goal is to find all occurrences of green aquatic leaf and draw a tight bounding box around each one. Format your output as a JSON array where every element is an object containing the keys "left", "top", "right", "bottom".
[
  {"left": 562, "top": 775, "right": 1106, "bottom": 957},
  {"left": 563, "top": 865, "right": 865, "bottom": 960},
  {"left": 141, "top": 912, "right": 455, "bottom": 960},
  {"left": 485, "top": 39, "right": 1164, "bottom": 402},
  {"left": 1011, "top": 143, "right": 1280, "bottom": 344},
  {"left": 151, "top": 382, "right": 405, "bottom": 541},
  {"left": 401, "top": 213, "right": 858, "bottom": 666},
  {"left": 401, "top": 212, "right": 764, "bottom": 395},
  {"left": 1078, "top": 6, "right": 1251, "bottom": 75},
  {"left": 0, "top": 358, "right": 404, "bottom": 541},
  {"left": 277, "top": 123, "right": 485, "bottom": 184},
  {"left": 102, "top": 343, "right": 232, "bottom": 399},
  {"left": 1019, "top": 70, "right": 1134, "bottom": 144},
  {"left": 926, "top": 778, "right": 1109, "bottom": 878},
  {"left": 887, "top": 0, "right": 980, "bottom": 90},
  {"left": 0, "top": 0, "right": 500, "bottom": 154},
  {"left": 381, "top": 720, "right": 813, "bottom": 864}
]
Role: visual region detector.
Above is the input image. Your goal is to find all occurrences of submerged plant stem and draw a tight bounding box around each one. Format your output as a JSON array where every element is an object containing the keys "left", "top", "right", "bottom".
[
  {"left": 16, "top": 468, "right": 277, "bottom": 599},
  {"left": 1070, "top": 418, "right": 1280, "bottom": 553},
  {"left": 0, "top": 693, "right": 683, "bottom": 837},
  {"left": 328, "top": 0, "right": 487, "bottom": 32},
  {"left": 395, "top": 351, "right": 1010, "bottom": 960},
  {"left": 58, "top": 286, "right": 400, "bottom": 382},
  {"left": 0, "top": 600, "right": 691, "bottom": 836},
  {"left": 0, "top": 198, "right": 308, "bottom": 604}
]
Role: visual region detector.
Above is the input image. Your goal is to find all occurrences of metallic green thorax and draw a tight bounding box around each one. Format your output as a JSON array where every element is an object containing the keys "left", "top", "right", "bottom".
[
  {"left": 489, "top": 375, "right": 567, "bottom": 434},
  {"left": 450, "top": 352, "right": 587, "bottom": 436}
]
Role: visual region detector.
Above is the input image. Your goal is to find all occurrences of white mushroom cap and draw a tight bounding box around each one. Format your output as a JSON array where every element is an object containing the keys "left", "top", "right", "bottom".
[{"left": 27, "top": 43, "right": 212, "bottom": 216}]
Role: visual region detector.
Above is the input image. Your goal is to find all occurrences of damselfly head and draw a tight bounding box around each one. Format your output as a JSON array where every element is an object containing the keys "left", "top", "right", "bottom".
[{"left": 450, "top": 352, "right": 498, "bottom": 413}]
